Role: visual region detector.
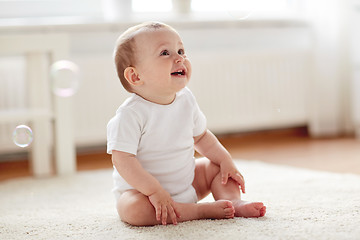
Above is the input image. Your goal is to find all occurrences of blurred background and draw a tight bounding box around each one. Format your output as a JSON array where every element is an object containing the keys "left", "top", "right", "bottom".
[{"left": 0, "top": 0, "right": 359, "bottom": 179}]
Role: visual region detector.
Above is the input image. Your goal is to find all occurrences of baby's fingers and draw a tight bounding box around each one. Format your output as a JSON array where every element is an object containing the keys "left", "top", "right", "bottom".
[
  {"left": 173, "top": 204, "right": 181, "bottom": 219},
  {"left": 168, "top": 205, "right": 178, "bottom": 225},
  {"left": 221, "top": 172, "right": 229, "bottom": 185},
  {"left": 233, "top": 172, "right": 246, "bottom": 193},
  {"left": 161, "top": 205, "right": 168, "bottom": 225},
  {"left": 155, "top": 205, "right": 162, "bottom": 221}
]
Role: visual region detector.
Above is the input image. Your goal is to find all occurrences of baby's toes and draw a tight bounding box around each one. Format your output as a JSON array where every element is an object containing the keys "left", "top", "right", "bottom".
[
  {"left": 253, "top": 202, "right": 264, "bottom": 210},
  {"left": 260, "top": 206, "right": 266, "bottom": 217},
  {"left": 224, "top": 206, "right": 235, "bottom": 218}
]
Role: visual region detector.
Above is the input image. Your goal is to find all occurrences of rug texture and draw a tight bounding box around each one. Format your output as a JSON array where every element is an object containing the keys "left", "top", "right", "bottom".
[{"left": 0, "top": 160, "right": 359, "bottom": 240}]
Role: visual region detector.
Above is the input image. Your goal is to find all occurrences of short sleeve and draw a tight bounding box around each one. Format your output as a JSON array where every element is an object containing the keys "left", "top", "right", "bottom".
[
  {"left": 193, "top": 101, "right": 207, "bottom": 137},
  {"left": 106, "top": 108, "right": 142, "bottom": 155},
  {"left": 185, "top": 88, "right": 207, "bottom": 137}
]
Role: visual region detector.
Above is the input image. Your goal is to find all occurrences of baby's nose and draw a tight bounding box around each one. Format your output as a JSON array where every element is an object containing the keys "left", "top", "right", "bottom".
[{"left": 175, "top": 54, "right": 185, "bottom": 63}]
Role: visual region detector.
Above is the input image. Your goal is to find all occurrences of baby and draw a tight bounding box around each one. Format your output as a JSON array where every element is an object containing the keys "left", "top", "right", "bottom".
[{"left": 107, "top": 21, "right": 266, "bottom": 226}]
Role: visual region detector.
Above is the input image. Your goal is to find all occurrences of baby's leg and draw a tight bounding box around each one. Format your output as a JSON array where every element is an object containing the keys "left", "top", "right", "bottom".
[
  {"left": 192, "top": 158, "right": 266, "bottom": 218},
  {"left": 117, "top": 189, "right": 235, "bottom": 226},
  {"left": 211, "top": 172, "right": 266, "bottom": 218}
]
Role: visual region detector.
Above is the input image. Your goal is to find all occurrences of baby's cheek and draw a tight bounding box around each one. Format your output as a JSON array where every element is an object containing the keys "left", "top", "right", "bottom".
[{"left": 185, "top": 60, "right": 192, "bottom": 78}]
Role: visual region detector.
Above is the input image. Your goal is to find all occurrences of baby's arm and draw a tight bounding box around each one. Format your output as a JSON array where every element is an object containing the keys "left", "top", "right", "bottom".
[
  {"left": 194, "top": 130, "right": 246, "bottom": 193},
  {"left": 112, "top": 150, "right": 180, "bottom": 225}
]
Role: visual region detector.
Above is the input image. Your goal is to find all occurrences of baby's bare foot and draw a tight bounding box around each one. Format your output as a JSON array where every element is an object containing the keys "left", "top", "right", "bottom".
[
  {"left": 199, "top": 200, "right": 235, "bottom": 219},
  {"left": 232, "top": 200, "right": 266, "bottom": 218}
]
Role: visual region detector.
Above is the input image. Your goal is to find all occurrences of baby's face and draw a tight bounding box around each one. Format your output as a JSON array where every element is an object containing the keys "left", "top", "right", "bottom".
[{"left": 133, "top": 28, "right": 192, "bottom": 97}]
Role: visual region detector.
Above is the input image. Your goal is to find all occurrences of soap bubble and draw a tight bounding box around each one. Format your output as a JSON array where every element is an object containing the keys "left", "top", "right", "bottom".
[
  {"left": 12, "top": 125, "right": 33, "bottom": 148},
  {"left": 50, "top": 60, "right": 80, "bottom": 97}
]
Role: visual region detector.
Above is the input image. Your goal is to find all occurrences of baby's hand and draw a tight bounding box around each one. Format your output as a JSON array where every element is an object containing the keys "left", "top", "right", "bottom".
[
  {"left": 220, "top": 161, "right": 246, "bottom": 194},
  {"left": 148, "top": 188, "right": 181, "bottom": 225}
]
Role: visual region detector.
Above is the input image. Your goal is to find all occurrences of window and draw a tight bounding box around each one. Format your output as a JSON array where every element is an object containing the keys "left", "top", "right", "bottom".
[
  {"left": 131, "top": 0, "right": 297, "bottom": 18},
  {"left": 191, "top": 0, "right": 291, "bottom": 13},
  {"left": 132, "top": 0, "right": 172, "bottom": 12},
  {"left": 0, "top": 0, "right": 300, "bottom": 21},
  {"left": 0, "top": 0, "right": 103, "bottom": 19}
]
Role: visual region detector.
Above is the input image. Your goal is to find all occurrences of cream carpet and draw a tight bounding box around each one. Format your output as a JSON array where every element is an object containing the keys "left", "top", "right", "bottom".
[{"left": 1, "top": 160, "right": 360, "bottom": 240}]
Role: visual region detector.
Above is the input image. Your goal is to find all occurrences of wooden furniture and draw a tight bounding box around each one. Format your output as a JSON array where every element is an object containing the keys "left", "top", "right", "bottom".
[{"left": 0, "top": 33, "right": 76, "bottom": 177}]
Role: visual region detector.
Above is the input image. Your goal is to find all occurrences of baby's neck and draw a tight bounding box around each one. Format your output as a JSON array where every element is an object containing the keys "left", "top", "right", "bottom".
[{"left": 135, "top": 91, "right": 176, "bottom": 105}]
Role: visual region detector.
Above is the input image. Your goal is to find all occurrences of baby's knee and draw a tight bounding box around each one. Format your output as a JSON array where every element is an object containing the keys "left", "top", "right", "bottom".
[
  {"left": 117, "top": 192, "right": 155, "bottom": 226},
  {"left": 203, "top": 158, "right": 221, "bottom": 177},
  {"left": 118, "top": 203, "right": 144, "bottom": 226},
  {"left": 197, "top": 157, "right": 220, "bottom": 173}
]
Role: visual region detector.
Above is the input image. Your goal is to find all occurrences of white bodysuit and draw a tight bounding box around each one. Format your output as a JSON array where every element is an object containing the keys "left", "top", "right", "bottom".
[{"left": 107, "top": 87, "right": 207, "bottom": 203}]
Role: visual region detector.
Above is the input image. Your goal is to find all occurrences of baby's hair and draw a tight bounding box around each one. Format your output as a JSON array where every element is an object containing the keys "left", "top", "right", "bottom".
[{"left": 113, "top": 21, "right": 176, "bottom": 92}]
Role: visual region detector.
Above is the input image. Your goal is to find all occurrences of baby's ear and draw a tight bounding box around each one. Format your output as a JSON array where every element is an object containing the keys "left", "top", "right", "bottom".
[{"left": 124, "top": 67, "right": 143, "bottom": 86}]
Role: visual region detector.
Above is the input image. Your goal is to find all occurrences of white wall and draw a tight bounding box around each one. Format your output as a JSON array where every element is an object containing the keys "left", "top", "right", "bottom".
[
  {"left": 0, "top": 10, "right": 357, "bottom": 154},
  {"left": 68, "top": 21, "right": 313, "bottom": 146}
]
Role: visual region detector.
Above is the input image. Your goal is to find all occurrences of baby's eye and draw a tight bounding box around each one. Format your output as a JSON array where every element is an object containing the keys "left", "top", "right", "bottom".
[
  {"left": 160, "top": 50, "right": 169, "bottom": 56},
  {"left": 178, "top": 49, "right": 185, "bottom": 55}
]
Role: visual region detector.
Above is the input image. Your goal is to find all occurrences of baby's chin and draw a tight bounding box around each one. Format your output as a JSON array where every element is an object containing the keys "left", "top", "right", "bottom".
[{"left": 176, "top": 77, "right": 190, "bottom": 88}]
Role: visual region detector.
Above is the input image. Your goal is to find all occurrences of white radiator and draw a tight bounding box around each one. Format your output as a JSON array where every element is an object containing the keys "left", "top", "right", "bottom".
[
  {"left": 189, "top": 50, "right": 310, "bottom": 133},
  {"left": 0, "top": 50, "right": 311, "bottom": 154}
]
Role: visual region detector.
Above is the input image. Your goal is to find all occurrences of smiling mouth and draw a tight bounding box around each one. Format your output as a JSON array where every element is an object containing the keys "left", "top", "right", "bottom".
[{"left": 171, "top": 69, "right": 186, "bottom": 76}]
